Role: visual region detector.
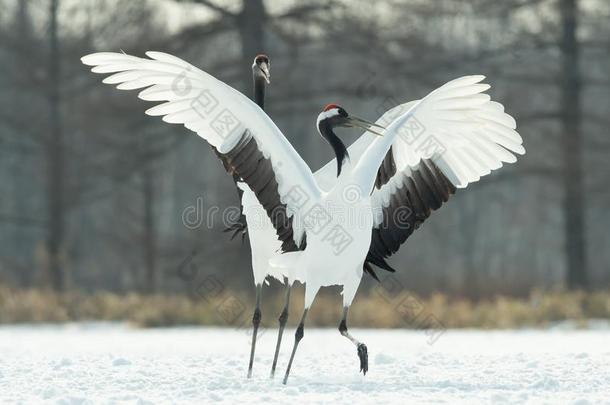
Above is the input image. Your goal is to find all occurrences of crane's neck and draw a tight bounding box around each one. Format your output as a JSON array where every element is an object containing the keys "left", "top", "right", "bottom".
[
  {"left": 253, "top": 76, "right": 266, "bottom": 109},
  {"left": 319, "top": 120, "right": 349, "bottom": 177}
]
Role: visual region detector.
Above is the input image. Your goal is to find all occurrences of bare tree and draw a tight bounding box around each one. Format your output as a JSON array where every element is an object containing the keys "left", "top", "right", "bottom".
[
  {"left": 559, "top": 0, "right": 587, "bottom": 289},
  {"left": 1, "top": 0, "right": 608, "bottom": 295},
  {"left": 45, "top": 0, "right": 66, "bottom": 290}
]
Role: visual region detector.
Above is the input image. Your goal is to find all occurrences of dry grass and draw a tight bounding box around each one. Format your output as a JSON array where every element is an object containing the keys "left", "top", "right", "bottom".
[{"left": 1, "top": 285, "right": 609, "bottom": 329}]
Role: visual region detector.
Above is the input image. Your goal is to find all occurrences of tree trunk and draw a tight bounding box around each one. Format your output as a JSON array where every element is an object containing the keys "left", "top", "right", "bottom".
[
  {"left": 559, "top": 0, "right": 587, "bottom": 289},
  {"left": 12, "top": 0, "right": 34, "bottom": 286},
  {"left": 142, "top": 165, "right": 157, "bottom": 293},
  {"left": 46, "top": 0, "right": 65, "bottom": 291}
]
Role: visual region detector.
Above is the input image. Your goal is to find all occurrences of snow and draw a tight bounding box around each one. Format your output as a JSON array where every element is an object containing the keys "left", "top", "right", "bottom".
[{"left": 1, "top": 323, "right": 609, "bottom": 404}]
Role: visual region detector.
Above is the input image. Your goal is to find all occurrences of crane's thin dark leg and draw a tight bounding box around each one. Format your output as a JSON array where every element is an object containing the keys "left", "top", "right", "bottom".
[
  {"left": 339, "top": 306, "right": 368, "bottom": 375},
  {"left": 247, "top": 284, "right": 262, "bottom": 378},
  {"left": 270, "top": 280, "right": 291, "bottom": 378},
  {"left": 282, "top": 308, "right": 308, "bottom": 385}
]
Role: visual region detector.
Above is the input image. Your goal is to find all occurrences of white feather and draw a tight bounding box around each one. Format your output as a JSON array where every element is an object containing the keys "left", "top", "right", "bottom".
[{"left": 82, "top": 51, "right": 321, "bottom": 246}]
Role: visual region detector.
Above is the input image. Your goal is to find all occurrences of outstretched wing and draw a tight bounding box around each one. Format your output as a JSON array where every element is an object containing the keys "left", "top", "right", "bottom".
[
  {"left": 366, "top": 76, "right": 525, "bottom": 272},
  {"left": 82, "top": 51, "right": 320, "bottom": 250}
]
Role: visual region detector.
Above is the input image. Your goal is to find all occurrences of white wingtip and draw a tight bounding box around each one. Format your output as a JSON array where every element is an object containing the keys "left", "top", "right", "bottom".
[
  {"left": 145, "top": 104, "right": 164, "bottom": 117},
  {"left": 81, "top": 51, "right": 142, "bottom": 66},
  {"left": 82, "top": 52, "right": 121, "bottom": 65},
  {"left": 81, "top": 53, "right": 101, "bottom": 66},
  {"left": 442, "top": 75, "right": 486, "bottom": 88},
  {"left": 469, "top": 74, "right": 486, "bottom": 83},
  {"left": 513, "top": 144, "right": 526, "bottom": 155}
]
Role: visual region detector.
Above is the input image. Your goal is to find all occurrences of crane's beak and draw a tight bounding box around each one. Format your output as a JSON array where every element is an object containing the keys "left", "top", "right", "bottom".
[
  {"left": 346, "top": 116, "right": 385, "bottom": 136},
  {"left": 259, "top": 62, "right": 271, "bottom": 84}
]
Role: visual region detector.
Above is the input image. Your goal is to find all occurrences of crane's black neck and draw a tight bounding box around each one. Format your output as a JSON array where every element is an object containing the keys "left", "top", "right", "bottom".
[
  {"left": 253, "top": 76, "right": 265, "bottom": 109},
  {"left": 319, "top": 120, "right": 349, "bottom": 177}
]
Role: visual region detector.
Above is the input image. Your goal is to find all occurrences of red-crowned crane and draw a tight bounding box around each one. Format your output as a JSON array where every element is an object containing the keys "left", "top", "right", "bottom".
[
  {"left": 81, "top": 51, "right": 524, "bottom": 384},
  {"left": 81, "top": 50, "right": 381, "bottom": 378},
  {"left": 238, "top": 53, "right": 272, "bottom": 378}
]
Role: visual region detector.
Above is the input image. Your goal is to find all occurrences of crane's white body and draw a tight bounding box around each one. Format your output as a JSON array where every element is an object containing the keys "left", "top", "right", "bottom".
[
  {"left": 241, "top": 100, "right": 421, "bottom": 288},
  {"left": 82, "top": 51, "right": 524, "bottom": 314},
  {"left": 302, "top": 172, "right": 373, "bottom": 308},
  {"left": 238, "top": 181, "right": 283, "bottom": 285}
]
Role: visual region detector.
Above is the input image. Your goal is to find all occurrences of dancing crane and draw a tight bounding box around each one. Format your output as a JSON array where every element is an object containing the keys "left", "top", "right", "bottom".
[
  {"left": 85, "top": 51, "right": 283, "bottom": 379},
  {"left": 81, "top": 51, "right": 524, "bottom": 384},
  {"left": 235, "top": 53, "right": 274, "bottom": 378},
  {"left": 80, "top": 50, "right": 379, "bottom": 378},
  {"left": 273, "top": 80, "right": 524, "bottom": 383}
]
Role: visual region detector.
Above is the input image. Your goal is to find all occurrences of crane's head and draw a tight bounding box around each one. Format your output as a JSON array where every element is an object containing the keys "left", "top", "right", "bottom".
[
  {"left": 316, "top": 104, "right": 385, "bottom": 136},
  {"left": 252, "top": 54, "right": 270, "bottom": 84}
]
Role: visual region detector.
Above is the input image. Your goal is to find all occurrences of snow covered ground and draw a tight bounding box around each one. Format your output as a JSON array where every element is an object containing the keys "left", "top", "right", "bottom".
[{"left": 1, "top": 323, "right": 609, "bottom": 404}]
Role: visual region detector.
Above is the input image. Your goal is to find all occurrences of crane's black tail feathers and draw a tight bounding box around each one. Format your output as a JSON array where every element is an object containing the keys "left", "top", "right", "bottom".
[{"left": 363, "top": 257, "right": 396, "bottom": 283}]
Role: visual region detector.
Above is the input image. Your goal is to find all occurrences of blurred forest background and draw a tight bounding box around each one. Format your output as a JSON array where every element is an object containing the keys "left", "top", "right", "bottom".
[{"left": 0, "top": 0, "right": 609, "bottom": 308}]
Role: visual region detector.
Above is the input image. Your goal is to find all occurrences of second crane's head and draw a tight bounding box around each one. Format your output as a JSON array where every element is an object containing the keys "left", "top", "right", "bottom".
[
  {"left": 316, "top": 104, "right": 385, "bottom": 138},
  {"left": 252, "top": 54, "right": 270, "bottom": 84},
  {"left": 316, "top": 104, "right": 385, "bottom": 176}
]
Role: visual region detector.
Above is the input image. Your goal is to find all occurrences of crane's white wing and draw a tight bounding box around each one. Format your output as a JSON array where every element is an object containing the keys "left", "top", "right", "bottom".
[
  {"left": 82, "top": 51, "right": 320, "bottom": 249},
  {"left": 362, "top": 75, "right": 524, "bottom": 269}
]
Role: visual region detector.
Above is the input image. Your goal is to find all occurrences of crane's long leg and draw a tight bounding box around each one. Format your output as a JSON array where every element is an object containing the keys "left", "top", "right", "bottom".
[
  {"left": 270, "top": 280, "right": 291, "bottom": 378},
  {"left": 247, "top": 284, "right": 262, "bottom": 378},
  {"left": 339, "top": 306, "right": 368, "bottom": 375},
  {"left": 282, "top": 308, "right": 308, "bottom": 385}
]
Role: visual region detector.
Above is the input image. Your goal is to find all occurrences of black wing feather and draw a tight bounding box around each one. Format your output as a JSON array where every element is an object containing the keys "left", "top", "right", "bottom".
[{"left": 364, "top": 152, "right": 457, "bottom": 278}]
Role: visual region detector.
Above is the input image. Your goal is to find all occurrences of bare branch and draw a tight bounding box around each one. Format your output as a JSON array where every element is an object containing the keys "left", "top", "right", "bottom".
[
  {"left": 276, "top": 2, "right": 338, "bottom": 20},
  {"left": 172, "top": 0, "right": 235, "bottom": 19}
]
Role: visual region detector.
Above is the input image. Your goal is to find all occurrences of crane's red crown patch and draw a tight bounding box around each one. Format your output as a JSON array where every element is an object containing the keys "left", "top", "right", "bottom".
[{"left": 323, "top": 104, "right": 340, "bottom": 112}]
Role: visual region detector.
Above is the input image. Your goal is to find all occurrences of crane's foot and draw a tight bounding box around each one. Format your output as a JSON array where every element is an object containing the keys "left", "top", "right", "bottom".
[
  {"left": 247, "top": 307, "right": 261, "bottom": 378},
  {"left": 247, "top": 287, "right": 262, "bottom": 379},
  {"left": 357, "top": 343, "right": 368, "bottom": 375},
  {"left": 223, "top": 221, "right": 247, "bottom": 241},
  {"left": 339, "top": 307, "right": 368, "bottom": 376},
  {"left": 283, "top": 309, "right": 308, "bottom": 385},
  {"left": 270, "top": 307, "right": 288, "bottom": 378}
]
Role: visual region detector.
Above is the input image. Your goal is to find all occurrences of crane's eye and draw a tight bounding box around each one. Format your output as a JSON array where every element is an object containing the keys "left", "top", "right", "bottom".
[{"left": 338, "top": 108, "right": 348, "bottom": 117}]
